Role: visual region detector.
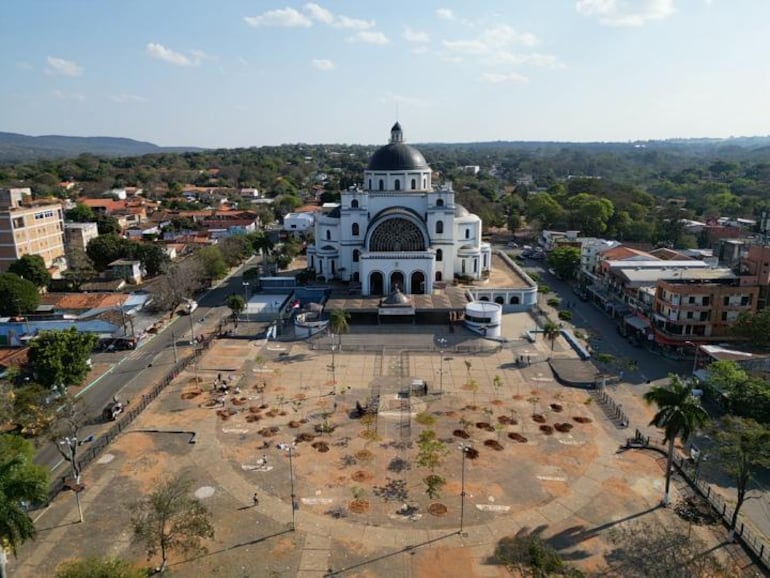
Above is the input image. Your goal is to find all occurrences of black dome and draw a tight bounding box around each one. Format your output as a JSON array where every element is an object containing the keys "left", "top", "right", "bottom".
[{"left": 367, "top": 143, "right": 428, "bottom": 171}]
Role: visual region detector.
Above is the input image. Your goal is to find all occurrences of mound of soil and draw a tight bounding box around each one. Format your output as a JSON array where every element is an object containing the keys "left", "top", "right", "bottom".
[
  {"left": 476, "top": 422, "right": 495, "bottom": 432},
  {"left": 288, "top": 420, "right": 302, "bottom": 428},
  {"left": 355, "top": 449, "right": 373, "bottom": 462},
  {"left": 296, "top": 432, "right": 315, "bottom": 443},
  {"left": 258, "top": 427, "right": 277, "bottom": 437},
  {"left": 349, "top": 499, "right": 370, "bottom": 514},
  {"left": 532, "top": 414, "right": 546, "bottom": 424},
  {"left": 497, "top": 415, "right": 518, "bottom": 425},
  {"left": 231, "top": 398, "right": 246, "bottom": 406},
  {"left": 491, "top": 399, "right": 504, "bottom": 406},
  {"left": 351, "top": 470, "right": 373, "bottom": 482},
  {"left": 513, "top": 394, "right": 524, "bottom": 400},
  {"left": 539, "top": 425, "right": 554, "bottom": 435},
  {"left": 550, "top": 403, "right": 563, "bottom": 413},
  {"left": 216, "top": 410, "right": 230, "bottom": 421},
  {"left": 428, "top": 503, "right": 448, "bottom": 516},
  {"left": 311, "top": 441, "right": 330, "bottom": 452},
  {"left": 279, "top": 410, "right": 287, "bottom": 416},
  {"left": 508, "top": 433, "right": 528, "bottom": 443},
  {"left": 445, "top": 411, "right": 458, "bottom": 418},
  {"left": 453, "top": 429, "right": 471, "bottom": 439},
  {"left": 248, "top": 406, "right": 262, "bottom": 414},
  {"left": 465, "top": 447, "right": 480, "bottom": 460},
  {"left": 245, "top": 414, "right": 261, "bottom": 423},
  {"left": 484, "top": 440, "right": 504, "bottom": 451},
  {"left": 181, "top": 391, "right": 201, "bottom": 400},
  {"left": 554, "top": 422, "right": 573, "bottom": 433},
  {"left": 573, "top": 416, "right": 593, "bottom": 424},
  {"left": 265, "top": 409, "right": 279, "bottom": 418}
]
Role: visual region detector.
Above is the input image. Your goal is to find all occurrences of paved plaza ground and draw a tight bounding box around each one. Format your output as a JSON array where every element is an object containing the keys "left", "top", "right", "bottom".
[{"left": 11, "top": 318, "right": 758, "bottom": 577}]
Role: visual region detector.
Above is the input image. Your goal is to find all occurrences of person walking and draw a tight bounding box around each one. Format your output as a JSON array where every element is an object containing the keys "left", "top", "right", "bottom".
[{"left": 252, "top": 492, "right": 259, "bottom": 507}]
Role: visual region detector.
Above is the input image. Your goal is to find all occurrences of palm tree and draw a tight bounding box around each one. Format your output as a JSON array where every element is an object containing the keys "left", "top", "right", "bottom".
[
  {"left": 543, "top": 321, "right": 560, "bottom": 351},
  {"left": 0, "top": 435, "right": 48, "bottom": 575},
  {"left": 643, "top": 375, "right": 709, "bottom": 505},
  {"left": 328, "top": 308, "right": 350, "bottom": 350}
]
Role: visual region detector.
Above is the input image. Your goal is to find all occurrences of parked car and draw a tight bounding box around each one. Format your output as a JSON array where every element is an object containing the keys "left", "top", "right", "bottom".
[{"left": 102, "top": 401, "right": 124, "bottom": 421}]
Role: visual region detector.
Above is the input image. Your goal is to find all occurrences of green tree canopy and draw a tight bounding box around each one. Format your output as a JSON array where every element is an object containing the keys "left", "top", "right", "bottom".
[
  {"left": 86, "top": 233, "right": 127, "bottom": 271},
  {"left": 226, "top": 294, "right": 246, "bottom": 317},
  {"left": 64, "top": 203, "right": 95, "bottom": 222},
  {"left": 0, "top": 434, "right": 49, "bottom": 558},
  {"left": 710, "top": 416, "right": 770, "bottom": 531},
  {"left": 643, "top": 375, "right": 709, "bottom": 505},
  {"left": 547, "top": 246, "right": 581, "bottom": 280},
  {"left": 28, "top": 328, "right": 98, "bottom": 390},
  {"left": 0, "top": 273, "right": 40, "bottom": 316},
  {"left": 94, "top": 214, "right": 122, "bottom": 235},
  {"left": 195, "top": 246, "right": 228, "bottom": 283},
  {"left": 733, "top": 309, "right": 770, "bottom": 348},
  {"left": 218, "top": 234, "right": 253, "bottom": 267},
  {"left": 8, "top": 254, "right": 51, "bottom": 288}
]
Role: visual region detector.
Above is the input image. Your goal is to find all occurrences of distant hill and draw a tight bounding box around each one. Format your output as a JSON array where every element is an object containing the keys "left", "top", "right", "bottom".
[{"left": 0, "top": 132, "right": 203, "bottom": 163}]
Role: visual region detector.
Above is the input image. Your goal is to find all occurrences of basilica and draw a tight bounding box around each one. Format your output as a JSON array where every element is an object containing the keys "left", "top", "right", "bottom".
[{"left": 307, "top": 123, "right": 492, "bottom": 296}]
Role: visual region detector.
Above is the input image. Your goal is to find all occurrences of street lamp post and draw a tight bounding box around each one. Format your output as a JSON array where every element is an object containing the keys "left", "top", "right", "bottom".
[
  {"left": 243, "top": 282, "right": 250, "bottom": 322},
  {"left": 685, "top": 341, "right": 699, "bottom": 377},
  {"left": 188, "top": 312, "right": 196, "bottom": 346},
  {"left": 458, "top": 443, "right": 471, "bottom": 534},
  {"left": 437, "top": 337, "right": 448, "bottom": 397},
  {"left": 329, "top": 333, "right": 337, "bottom": 388},
  {"left": 284, "top": 443, "right": 297, "bottom": 531},
  {"left": 170, "top": 329, "right": 178, "bottom": 363}
]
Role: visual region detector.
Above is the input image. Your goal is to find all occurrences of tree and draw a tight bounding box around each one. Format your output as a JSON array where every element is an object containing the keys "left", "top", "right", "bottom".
[
  {"left": 86, "top": 234, "right": 127, "bottom": 271},
  {"left": 0, "top": 273, "right": 40, "bottom": 316},
  {"left": 94, "top": 214, "right": 121, "bottom": 235},
  {"left": 63, "top": 248, "right": 97, "bottom": 290},
  {"left": 710, "top": 416, "right": 770, "bottom": 532},
  {"left": 28, "top": 328, "right": 98, "bottom": 390},
  {"left": 494, "top": 529, "right": 584, "bottom": 577},
  {"left": 542, "top": 320, "right": 560, "bottom": 352},
  {"left": 643, "top": 375, "right": 709, "bottom": 505},
  {"left": 0, "top": 434, "right": 48, "bottom": 571},
  {"left": 732, "top": 309, "right": 770, "bottom": 348},
  {"left": 195, "top": 246, "right": 227, "bottom": 283},
  {"left": 218, "top": 234, "right": 253, "bottom": 267},
  {"left": 547, "top": 246, "right": 581, "bottom": 281},
  {"left": 8, "top": 255, "right": 51, "bottom": 288},
  {"left": 226, "top": 294, "right": 246, "bottom": 318},
  {"left": 55, "top": 556, "right": 145, "bottom": 578},
  {"left": 11, "top": 384, "right": 59, "bottom": 437},
  {"left": 150, "top": 258, "right": 206, "bottom": 315},
  {"left": 416, "top": 430, "right": 449, "bottom": 472},
  {"left": 127, "top": 242, "right": 169, "bottom": 278},
  {"left": 328, "top": 307, "right": 350, "bottom": 348},
  {"left": 131, "top": 475, "right": 215, "bottom": 574},
  {"left": 248, "top": 230, "right": 274, "bottom": 257},
  {"left": 65, "top": 203, "right": 95, "bottom": 222}
]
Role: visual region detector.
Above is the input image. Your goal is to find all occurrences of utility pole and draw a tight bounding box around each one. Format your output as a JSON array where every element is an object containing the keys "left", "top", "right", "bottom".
[
  {"left": 458, "top": 443, "right": 471, "bottom": 534},
  {"left": 171, "top": 329, "right": 178, "bottom": 363},
  {"left": 284, "top": 443, "right": 297, "bottom": 531}
]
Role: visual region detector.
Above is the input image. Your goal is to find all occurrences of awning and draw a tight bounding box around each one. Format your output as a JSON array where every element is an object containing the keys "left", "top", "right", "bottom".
[{"left": 624, "top": 315, "right": 650, "bottom": 331}]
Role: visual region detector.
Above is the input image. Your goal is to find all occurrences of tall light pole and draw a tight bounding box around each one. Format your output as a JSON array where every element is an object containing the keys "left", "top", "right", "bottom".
[
  {"left": 458, "top": 443, "right": 471, "bottom": 534},
  {"left": 437, "top": 337, "right": 448, "bottom": 397},
  {"left": 685, "top": 341, "right": 699, "bottom": 377},
  {"left": 170, "top": 329, "right": 178, "bottom": 363},
  {"left": 329, "top": 333, "right": 337, "bottom": 388},
  {"left": 284, "top": 443, "right": 297, "bottom": 531},
  {"left": 243, "top": 282, "right": 250, "bottom": 322},
  {"left": 188, "top": 312, "right": 196, "bottom": 345}
]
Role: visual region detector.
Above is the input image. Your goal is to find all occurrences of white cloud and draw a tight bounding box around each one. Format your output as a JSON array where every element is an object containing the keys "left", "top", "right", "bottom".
[
  {"left": 244, "top": 7, "right": 312, "bottom": 28},
  {"left": 146, "top": 43, "right": 197, "bottom": 66},
  {"left": 482, "top": 24, "right": 537, "bottom": 48},
  {"left": 304, "top": 2, "right": 333, "bottom": 24},
  {"left": 45, "top": 56, "right": 83, "bottom": 77},
  {"left": 436, "top": 8, "right": 455, "bottom": 20},
  {"left": 111, "top": 93, "right": 147, "bottom": 104},
  {"left": 348, "top": 31, "right": 389, "bottom": 45},
  {"left": 576, "top": 0, "right": 675, "bottom": 26},
  {"left": 312, "top": 58, "right": 335, "bottom": 71},
  {"left": 190, "top": 49, "right": 216, "bottom": 63},
  {"left": 493, "top": 51, "right": 564, "bottom": 69},
  {"left": 442, "top": 39, "right": 488, "bottom": 55},
  {"left": 303, "top": 3, "right": 373, "bottom": 29},
  {"left": 52, "top": 89, "right": 85, "bottom": 101},
  {"left": 481, "top": 72, "right": 529, "bottom": 84},
  {"left": 403, "top": 26, "right": 429, "bottom": 44}
]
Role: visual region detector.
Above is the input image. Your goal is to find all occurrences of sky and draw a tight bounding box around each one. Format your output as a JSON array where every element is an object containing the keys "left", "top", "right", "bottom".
[{"left": 1, "top": 0, "right": 769, "bottom": 148}]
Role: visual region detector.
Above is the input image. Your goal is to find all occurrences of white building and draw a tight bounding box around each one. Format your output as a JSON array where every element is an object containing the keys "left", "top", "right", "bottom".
[
  {"left": 307, "top": 123, "right": 492, "bottom": 296},
  {"left": 283, "top": 212, "right": 314, "bottom": 233}
]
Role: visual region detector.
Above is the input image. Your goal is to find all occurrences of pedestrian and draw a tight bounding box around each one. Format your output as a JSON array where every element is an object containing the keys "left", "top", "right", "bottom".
[
  {"left": 252, "top": 492, "right": 259, "bottom": 507},
  {"left": 261, "top": 454, "right": 268, "bottom": 466}
]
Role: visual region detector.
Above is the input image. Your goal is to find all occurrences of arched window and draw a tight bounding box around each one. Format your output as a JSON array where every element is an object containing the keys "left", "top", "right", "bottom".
[
  {"left": 368, "top": 179, "right": 371, "bottom": 190},
  {"left": 352, "top": 223, "right": 359, "bottom": 236},
  {"left": 394, "top": 179, "right": 401, "bottom": 191},
  {"left": 423, "top": 177, "right": 427, "bottom": 188},
  {"left": 436, "top": 249, "right": 443, "bottom": 262},
  {"left": 435, "top": 271, "right": 442, "bottom": 281},
  {"left": 435, "top": 220, "right": 443, "bottom": 234},
  {"left": 353, "top": 249, "right": 359, "bottom": 262},
  {"left": 351, "top": 199, "right": 359, "bottom": 209},
  {"left": 326, "top": 230, "right": 331, "bottom": 241},
  {"left": 411, "top": 178, "right": 416, "bottom": 190},
  {"left": 465, "top": 228, "right": 470, "bottom": 239},
  {"left": 436, "top": 198, "right": 444, "bottom": 207},
  {"left": 379, "top": 179, "right": 384, "bottom": 191}
]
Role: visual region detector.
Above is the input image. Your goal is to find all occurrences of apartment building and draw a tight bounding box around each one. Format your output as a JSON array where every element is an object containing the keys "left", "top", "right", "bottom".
[
  {"left": 653, "top": 270, "right": 758, "bottom": 341},
  {"left": 64, "top": 221, "right": 99, "bottom": 251},
  {"left": 0, "top": 188, "right": 65, "bottom": 273}
]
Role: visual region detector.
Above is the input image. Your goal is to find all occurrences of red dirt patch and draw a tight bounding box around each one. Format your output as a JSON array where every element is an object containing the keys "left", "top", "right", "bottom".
[
  {"left": 288, "top": 420, "right": 302, "bottom": 428},
  {"left": 465, "top": 447, "right": 480, "bottom": 460},
  {"left": 311, "top": 441, "right": 330, "bottom": 452},
  {"left": 181, "top": 391, "right": 201, "bottom": 400},
  {"left": 508, "top": 432, "right": 528, "bottom": 443},
  {"left": 532, "top": 414, "right": 546, "bottom": 423},
  {"left": 539, "top": 425, "right": 554, "bottom": 435},
  {"left": 453, "top": 429, "right": 470, "bottom": 439},
  {"left": 550, "top": 403, "right": 563, "bottom": 412},
  {"left": 355, "top": 449, "right": 373, "bottom": 462},
  {"left": 475, "top": 422, "right": 494, "bottom": 432},
  {"left": 573, "top": 416, "right": 593, "bottom": 424},
  {"left": 351, "top": 470, "right": 373, "bottom": 482},
  {"left": 349, "top": 499, "right": 370, "bottom": 513},
  {"left": 484, "top": 440, "right": 504, "bottom": 451},
  {"left": 295, "top": 432, "right": 315, "bottom": 443},
  {"left": 554, "top": 422, "right": 574, "bottom": 433},
  {"left": 428, "top": 503, "right": 448, "bottom": 516},
  {"left": 491, "top": 399, "right": 504, "bottom": 406}
]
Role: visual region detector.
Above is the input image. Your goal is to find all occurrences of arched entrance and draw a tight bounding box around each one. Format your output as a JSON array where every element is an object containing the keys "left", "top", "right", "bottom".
[
  {"left": 390, "top": 271, "right": 404, "bottom": 293},
  {"left": 370, "top": 272, "right": 384, "bottom": 296},
  {"left": 510, "top": 295, "right": 520, "bottom": 305},
  {"left": 411, "top": 271, "right": 425, "bottom": 295}
]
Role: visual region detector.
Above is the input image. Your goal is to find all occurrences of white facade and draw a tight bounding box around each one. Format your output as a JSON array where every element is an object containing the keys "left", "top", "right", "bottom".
[
  {"left": 307, "top": 123, "right": 492, "bottom": 296},
  {"left": 283, "top": 212, "right": 314, "bottom": 233}
]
